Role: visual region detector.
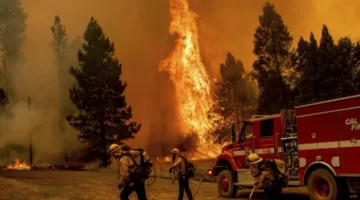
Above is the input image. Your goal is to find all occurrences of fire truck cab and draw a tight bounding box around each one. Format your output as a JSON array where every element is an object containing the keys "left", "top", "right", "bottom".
[{"left": 208, "top": 94, "right": 360, "bottom": 200}]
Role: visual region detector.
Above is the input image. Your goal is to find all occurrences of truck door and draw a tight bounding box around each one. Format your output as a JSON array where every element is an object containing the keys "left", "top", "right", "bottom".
[
  {"left": 339, "top": 107, "right": 360, "bottom": 174},
  {"left": 232, "top": 122, "right": 256, "bottom": 168},
  {"left": 256, "top": 117, "right": 282, "bottom": 160}
]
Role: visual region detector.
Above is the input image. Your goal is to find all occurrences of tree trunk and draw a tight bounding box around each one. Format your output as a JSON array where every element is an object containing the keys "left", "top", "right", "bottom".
[{"left": 99, "top": 119, "right": 107, "bottom": 168}]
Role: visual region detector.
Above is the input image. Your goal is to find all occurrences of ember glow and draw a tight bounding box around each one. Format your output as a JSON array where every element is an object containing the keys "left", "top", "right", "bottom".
[
  {"left": 159, "top": 0, "right": 220, "bottom": 158},
  {"left": 6, "top": 158, "right": 31, "bottom": 170}
]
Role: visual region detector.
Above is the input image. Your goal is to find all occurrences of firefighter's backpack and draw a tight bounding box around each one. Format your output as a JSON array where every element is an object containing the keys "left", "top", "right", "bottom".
[
  {"left": 273, "top": 159, "right": 288, "bottom": 187},
  {"left": 179, "top": 156, "right": 196, "bottom": 177},
  {"left": 127, "top": 148, "right": 153, "bottom": 179}
]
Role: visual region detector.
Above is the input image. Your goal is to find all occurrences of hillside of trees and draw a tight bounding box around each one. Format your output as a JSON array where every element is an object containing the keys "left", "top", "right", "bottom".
[{"left": 209, "top": 2, "right": 360, "bottom": 142}]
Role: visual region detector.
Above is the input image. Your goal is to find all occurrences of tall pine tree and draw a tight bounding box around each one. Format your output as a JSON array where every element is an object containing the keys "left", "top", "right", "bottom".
[
  {"left": 51, "top": 16, "right": 68, "bottom": 67},
  {"left": 0, "top": 0, "right": 27, "bottom": 100},
  {"left": 353, "top": 42, "right": 360, "bottom": 93},
  {"left": 336, "top": 37, "right": 360, "bottom": 96},
  {"left": 67, "top": 17, "right": 141, "bottom": 167},
  {"left": 51, "top": 16, "right": 70, "bottom": 163},
  {"left": 336, "top": 37, "right": 358, "bottom": 96},
  {"left": 51, "top": 16, "right": 69, "bottom": 124},
  {"left": 209, "top": 53, "right": 257, "bottom": 143},
  {"left": 316, "top": 25, "right": 343, "bottom": 100},
  {"left": 295, "top": 33, "right": 320, "bottom": 104},
  {"left": 252, "top": 2, "right": 293, "bottom": 114}
]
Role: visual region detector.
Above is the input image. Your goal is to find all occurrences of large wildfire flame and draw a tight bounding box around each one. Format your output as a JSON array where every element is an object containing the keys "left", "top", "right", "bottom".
[
  {"left": 6, "top": 158, "right": 31, "bottom": 170},
  {"left": 159, "top": 0, "right": 219, "bottom": 158}
]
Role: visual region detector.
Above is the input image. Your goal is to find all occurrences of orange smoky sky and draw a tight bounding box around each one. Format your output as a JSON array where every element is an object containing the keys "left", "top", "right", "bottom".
[{"left": 20, "top": 0, "right": 360, "bottom": 149}]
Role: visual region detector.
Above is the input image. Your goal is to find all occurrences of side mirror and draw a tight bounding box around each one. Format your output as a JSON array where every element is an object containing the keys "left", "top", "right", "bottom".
[
  {"left": 246, "top": 133, "right": 254, "bottom": 140},
  {"left": 231, "top": 124, "right": 236, "bottom": 142}
]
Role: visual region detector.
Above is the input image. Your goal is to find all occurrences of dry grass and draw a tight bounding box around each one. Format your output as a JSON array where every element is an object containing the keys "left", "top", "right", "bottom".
[
  {"left": 0, "top": 169, "right": 313, "bottom": 200},
  {"left": 0, "top": 160, "right": 314, "bottom": 200}
]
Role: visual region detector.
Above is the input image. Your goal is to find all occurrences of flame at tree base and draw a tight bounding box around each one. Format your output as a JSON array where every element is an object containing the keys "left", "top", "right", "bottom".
[{"left": 6, "top": 158, "right": 31, "bottom": 170}]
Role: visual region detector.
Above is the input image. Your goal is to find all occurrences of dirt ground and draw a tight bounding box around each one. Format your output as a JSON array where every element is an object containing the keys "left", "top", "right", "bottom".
[{"left": 0, "top": 169, "right": 312, "bottom": 200}]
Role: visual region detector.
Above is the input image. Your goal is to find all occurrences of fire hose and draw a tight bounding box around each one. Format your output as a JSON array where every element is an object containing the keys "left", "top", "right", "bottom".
[
  {"left": 248, "top": 185, "right": 256, "bottom": 200},
  {"left": 192, "top": 169, "right": 211, "bottom": 198}
]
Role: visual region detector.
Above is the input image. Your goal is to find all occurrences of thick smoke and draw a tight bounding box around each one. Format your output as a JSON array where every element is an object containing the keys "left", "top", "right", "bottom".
[{"left": 1, "top": 0, "right": 360, "bottom": 161}]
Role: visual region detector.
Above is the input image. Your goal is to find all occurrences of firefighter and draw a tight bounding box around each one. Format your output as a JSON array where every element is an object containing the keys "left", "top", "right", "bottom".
[
  {"left": 247, "top": 153, "right": 287, "bottom": 200},
  {"left": 109, "top": 143, "right": 147, "bottom": 200},
  {"left": 169, "top": 148, "right": 193, "bottom": 200}
]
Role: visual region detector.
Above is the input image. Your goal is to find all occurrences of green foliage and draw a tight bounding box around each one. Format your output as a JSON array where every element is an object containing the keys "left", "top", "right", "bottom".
[
  {"left": 316, "top": 25, "right": 343, "bottom": 100},
  {"left": 252, "top": 2, "right": 293, "bottom": 114},
  {"left": 0, "top": 0, "right": 27, "bottom": 100},
  {"left": 336, "top": 37, "right": 357, "bottom": 96},
  {"left": 352, "top": 43, "right": 360, "bottom": 94},
  {"left": 294, "top": 26, "right": 360, "bottom": 106},
  {"left": 294, "top": 33, "right": 319, "bottom": 104},
  {"left": 209, "top": 53, "right": 257, "bottom": 143},
  {"left": 67, "top": 17, "right": 141, "bottom": 167}
]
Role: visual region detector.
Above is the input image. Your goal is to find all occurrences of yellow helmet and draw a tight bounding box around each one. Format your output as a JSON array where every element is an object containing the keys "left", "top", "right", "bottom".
[
  {"left": 109, "top": 143, "right": 122, "bottom": 154},
  {"left": 247, "top": 153, "right": 263, "bottom": 165},
  {"left": 171, "top": 148, "right": 180, "bottom": 154}
]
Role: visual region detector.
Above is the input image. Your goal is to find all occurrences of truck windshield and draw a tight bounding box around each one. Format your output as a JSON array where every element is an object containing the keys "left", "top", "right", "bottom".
[
  {"left": 239, "top": 121, "right": 253, "bottom": 142},
  {"left": 245, "top": 125, "right": 253, "bottom": 137}
]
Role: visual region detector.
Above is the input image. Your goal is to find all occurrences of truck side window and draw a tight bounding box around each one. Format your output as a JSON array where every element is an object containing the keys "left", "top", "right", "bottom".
[{"left": 260, "top": 119, "right": 274, "bottom": 137}]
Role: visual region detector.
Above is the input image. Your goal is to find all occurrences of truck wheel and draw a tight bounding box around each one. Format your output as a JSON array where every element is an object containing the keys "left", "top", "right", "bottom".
[
  {"left": 307, "top": 168, "right": 349, "bottom": 200},
  {"left": 217, "top": 170, "right": 238, "bottom": 198}
]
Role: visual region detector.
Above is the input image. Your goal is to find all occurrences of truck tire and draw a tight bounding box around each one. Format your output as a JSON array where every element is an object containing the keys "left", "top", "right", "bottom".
[
  {"left": 217, "top": 170, "right": 238, "bottom": 198},
  {"left": 307, "top": 168, "right": 349, "bottom": 200}
]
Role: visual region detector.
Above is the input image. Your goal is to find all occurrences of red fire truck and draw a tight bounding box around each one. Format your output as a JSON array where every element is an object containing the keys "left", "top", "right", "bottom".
[{"left": 208, "top": 94, "right": 360, "bottom": 200}]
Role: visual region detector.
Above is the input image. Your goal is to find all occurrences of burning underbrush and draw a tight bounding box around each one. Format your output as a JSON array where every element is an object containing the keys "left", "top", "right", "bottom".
[
  {"left": 1, "top": 158, "right": 87, "bottom": 171},
  {"left": 6, "top": 158, "right": 31, "bottom": 170}
]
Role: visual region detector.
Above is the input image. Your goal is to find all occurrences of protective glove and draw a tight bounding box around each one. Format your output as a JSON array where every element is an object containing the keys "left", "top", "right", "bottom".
[{"left": 118, "top": 183, "right": 125, "bottom": 190}]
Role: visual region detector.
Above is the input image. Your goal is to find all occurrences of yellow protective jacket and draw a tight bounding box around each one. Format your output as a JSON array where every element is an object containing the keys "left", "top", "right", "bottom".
[
  {"left": 250, "top": 162, "right": 276, "bottom": 189},
  {"left": 117, "top": 150, "right": 149, "bottom": 184},
  {"left": 171, "top": 155, "right": 186, "bottom": 177}
]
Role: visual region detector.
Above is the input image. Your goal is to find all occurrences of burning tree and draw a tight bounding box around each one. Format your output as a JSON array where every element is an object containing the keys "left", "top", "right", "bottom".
[
  {"left": 209, "top": 53, "right": 257, "bottom": 143},
  {"left": 67, "top": 17, "right": 141, "bottom": 167}
]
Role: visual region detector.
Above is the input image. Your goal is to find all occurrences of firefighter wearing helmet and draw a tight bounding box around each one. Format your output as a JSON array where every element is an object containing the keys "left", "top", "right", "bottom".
[
  {"left": 169, "top": 148, "right": 193, "bottom": 200},
  {"left": 109, "top": 143, "right": 148, "bottom": 200},
  {"left": 248, "top": 153, "right": 288, "bottom": 200}
]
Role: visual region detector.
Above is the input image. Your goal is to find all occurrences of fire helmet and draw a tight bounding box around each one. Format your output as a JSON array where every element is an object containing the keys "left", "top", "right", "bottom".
[
  {"left": 171, "top": 148, "right": 180, "bottom": 154},
  {"left": 109, "top": 143, "right": 123, "bottom": 155},
  {"left": 247, "top": 153, "right": 263, "bottom": 165}
]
